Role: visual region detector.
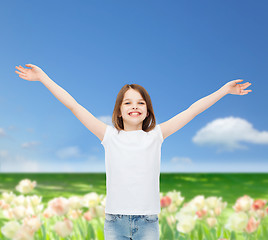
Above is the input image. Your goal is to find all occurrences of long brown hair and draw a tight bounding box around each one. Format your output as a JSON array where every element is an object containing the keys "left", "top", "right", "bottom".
[{"left": 112, "top": 84, "right": 156, "bottom": 132}]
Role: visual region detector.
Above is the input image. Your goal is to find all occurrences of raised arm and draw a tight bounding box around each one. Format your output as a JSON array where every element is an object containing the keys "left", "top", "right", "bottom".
[
  {"left": 159, "top": 79, "right": 252, "bottom": 140},
  {"left": 15, "top": 64, "right": 107, "bottom": 142}
]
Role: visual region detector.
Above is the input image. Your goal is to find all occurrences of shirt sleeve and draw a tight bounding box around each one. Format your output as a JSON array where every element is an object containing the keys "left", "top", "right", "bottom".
[
  {"left": 156, "top": 124, "right": 164, "bottom": 143},
  {"left": 101, "top": 125, "right": 113, "bottom": 147}
]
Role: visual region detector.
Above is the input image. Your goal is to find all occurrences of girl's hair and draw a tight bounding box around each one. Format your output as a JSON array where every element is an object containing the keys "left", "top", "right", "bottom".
[{"left": 112, "top": 84, "right": 156, "bottom": 132}]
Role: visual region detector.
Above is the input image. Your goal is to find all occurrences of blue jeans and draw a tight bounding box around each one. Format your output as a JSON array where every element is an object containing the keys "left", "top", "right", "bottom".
[{"left": 104, "top": 213, "right": 159, "bottom": 240}]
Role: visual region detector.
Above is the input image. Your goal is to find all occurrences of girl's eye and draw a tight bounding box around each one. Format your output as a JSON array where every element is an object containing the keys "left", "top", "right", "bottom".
[{"left": 125, "top": 102, "right": 145, "bottom": 104}]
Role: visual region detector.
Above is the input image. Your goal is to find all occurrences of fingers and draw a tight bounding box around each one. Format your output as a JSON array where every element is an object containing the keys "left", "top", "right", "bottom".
[
  {"left": 25, "top": 64, "right": 35, "bottom": 68},
  {"left": 15, "top": 70, "right": 23, "bottom": 75},
  {"left": 15, "top": 66, "right": 27, "bottom": 76},
  {"left": 241, "top": 82, "right": 252, "bottom": 89},
  {"left": 241, "top": 90, "right": 252, "bottom": 95},
  {"left": 15, "top": 66, "right": 27, "bottom": 74},
  {"left": 15, "top": 70, "right": 27, "bottom": 77}
]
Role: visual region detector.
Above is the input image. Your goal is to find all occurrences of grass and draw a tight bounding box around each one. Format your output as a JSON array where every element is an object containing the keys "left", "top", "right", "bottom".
[
  {"left": 0, "top": 173, "right": 106, "bottom": 203},
  {"left": 0, "top": 173, "right": 267, "bottom": 205},
  {"left": 160, "top": 173, "right": 268, "bottom": 206}
]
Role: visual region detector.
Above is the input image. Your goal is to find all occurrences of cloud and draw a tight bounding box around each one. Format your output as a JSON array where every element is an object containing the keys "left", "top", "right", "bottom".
[
  {"left": 192, "top": 116, "right": 268, "bottom": 152},
  {"left": 0, "top": 127, "right": 15, "bottom": 141},
  {"left": 98, "top": 115, "right": 113, "bottom": 126},
  {"left": 8, "top": 125, "right": 17, "bottom": 130},
  {"left": 165, "top": 156, "right": 194, "bottom": 171},
  {"left": 171, "top": 156, "right": 192, "bottom": 165},
  {"left": 0, "top": 154, "right": 40, "bottom": 172},
  {"left": 0, "top": 150, "right": 8, "bottom": 158},
  {"left": 26, "top": 128, "right": 35, "bottom": 133},
  {"left": 55, "top": 146, "right": 82, "bottom": 159},
  {"left": 21, "top": 141, "right": 40, "bottom": 149},
  {"left": 0, "top": 149, "right": 105, "bottom": 172},
  {"left": 161, "top": 159, "right": 268, "bottom": 173},
  {"left": 0, "top": 128, "right": 6, "bottom": 137}
]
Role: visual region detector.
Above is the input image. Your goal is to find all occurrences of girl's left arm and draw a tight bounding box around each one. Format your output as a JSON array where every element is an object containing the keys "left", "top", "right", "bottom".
[{"left": 159, "top": 79, "right": 252, "bottom": 140}]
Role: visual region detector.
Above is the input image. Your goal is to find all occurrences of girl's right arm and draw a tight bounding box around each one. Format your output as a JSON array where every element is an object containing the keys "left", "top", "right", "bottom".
[{"left": 15, "top": 64, "right": 107, "bottom": 142}]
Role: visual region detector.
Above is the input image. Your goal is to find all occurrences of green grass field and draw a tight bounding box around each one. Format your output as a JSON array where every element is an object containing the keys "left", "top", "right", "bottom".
[{"left": 1, "top": 173, "right": 267, "bottom": 205}]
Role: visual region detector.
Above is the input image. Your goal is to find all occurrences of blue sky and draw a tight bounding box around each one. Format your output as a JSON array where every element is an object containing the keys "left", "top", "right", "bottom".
[{"left": 0, "top": 0, "right": 267, "bottom": 172}]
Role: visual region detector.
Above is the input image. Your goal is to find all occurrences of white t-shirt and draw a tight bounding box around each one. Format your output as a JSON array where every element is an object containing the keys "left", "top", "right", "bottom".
[{"left": 101, "top": 124, "right": 164, "bottom": 215}]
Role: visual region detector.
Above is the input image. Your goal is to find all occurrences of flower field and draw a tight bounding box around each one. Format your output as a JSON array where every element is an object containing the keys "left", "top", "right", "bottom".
[{"left": 0, "top": 173, "right": 267, "bottom": 240}]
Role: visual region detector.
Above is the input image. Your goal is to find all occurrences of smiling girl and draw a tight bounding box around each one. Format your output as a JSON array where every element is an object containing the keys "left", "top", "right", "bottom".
[{"left": 15, "top": 64, "right": 252, "bottom": 240}]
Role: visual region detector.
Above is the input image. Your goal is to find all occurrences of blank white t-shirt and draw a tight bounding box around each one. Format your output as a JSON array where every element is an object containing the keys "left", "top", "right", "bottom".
[{"left": 101, "top": 124, "right": 164, "bottom": 215}]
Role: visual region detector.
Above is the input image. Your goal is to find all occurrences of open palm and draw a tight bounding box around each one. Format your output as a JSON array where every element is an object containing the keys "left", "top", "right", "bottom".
[
  {"left": 15, "top": 64, "right": 44, "bottom": 81},
  {"left": 224, "top": 79, "right": 252, "bottom": 95}
]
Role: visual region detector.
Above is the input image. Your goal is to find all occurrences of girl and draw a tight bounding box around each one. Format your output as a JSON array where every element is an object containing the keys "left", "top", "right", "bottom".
[{"left": 15, "top": 64, "right": 252, "bottom": 240}]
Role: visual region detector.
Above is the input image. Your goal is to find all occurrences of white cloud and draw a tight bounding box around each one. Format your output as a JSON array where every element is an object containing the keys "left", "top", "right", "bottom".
[
  {"left": 0, "top": 128, "right": 6, "bottom": 137},
  {"left": 98, "top": 115, "right": 113, "bottom": 126},
  {"left": 0, "top": 150, "right": 8, "bottom": 158},
  {"left": 160, "top": 156, "right": 194, "bottom": 172},
  {"left": 161, "top": 157, "right": 268, "bottom": 173},
  {"left": 0, "top": 154, "right": 40, "bottom": 172},
  {"left": 192, "top": 116, "right": 268, "bottom": 152},
  {"left": 170, "top": 156, "right": 193, "bottom": 170},
  {"left": 26, "top": 128, "right": 35, "bottom": 133},
  {"left": 8, "top": 125, "right": 16, "bottom": 130},
  {"left": 171, "top": 156, "right": 192, "bottom": 164},
  {"left": 0, "top": 150, "right": 105, "bottom": 172},
  {"left": 21, "top": 141, "right": 40, "bottom": 149},
  {"left": 55, "top": 146, "right": 82, "bottom": 159}
]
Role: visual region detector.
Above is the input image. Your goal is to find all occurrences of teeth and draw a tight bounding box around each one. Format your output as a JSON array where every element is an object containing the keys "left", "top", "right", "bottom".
[{"left": 129, "top": 112, "right": 140, "bottom": 116}]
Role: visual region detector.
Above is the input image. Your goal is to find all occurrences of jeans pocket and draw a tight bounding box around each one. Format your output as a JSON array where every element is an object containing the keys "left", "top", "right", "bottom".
[
  {"left": 105, "top": 213, "right": 118, "bottom": 222},
  {"left": 144, "top": 214, "right": 158, "bottom": 223}
]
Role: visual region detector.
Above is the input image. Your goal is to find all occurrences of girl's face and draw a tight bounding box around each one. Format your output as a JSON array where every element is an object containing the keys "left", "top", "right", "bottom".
[{"left": 120, "top": 89, "right": 148, "bottom": 130}]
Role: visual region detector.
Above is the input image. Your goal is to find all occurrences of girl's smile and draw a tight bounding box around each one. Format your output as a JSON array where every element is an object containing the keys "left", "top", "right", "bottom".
[{"left": 128, "top": 111, "right": 142, "bottom": 117}]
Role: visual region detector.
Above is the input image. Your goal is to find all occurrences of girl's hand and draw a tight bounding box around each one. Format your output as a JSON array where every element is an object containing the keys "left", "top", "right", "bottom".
[
  {"left": 15, "top": 64, "right": 45, "bottom": 81},
  {"left": 223, "top": 79, "right": 252, "bottom": 95}
]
